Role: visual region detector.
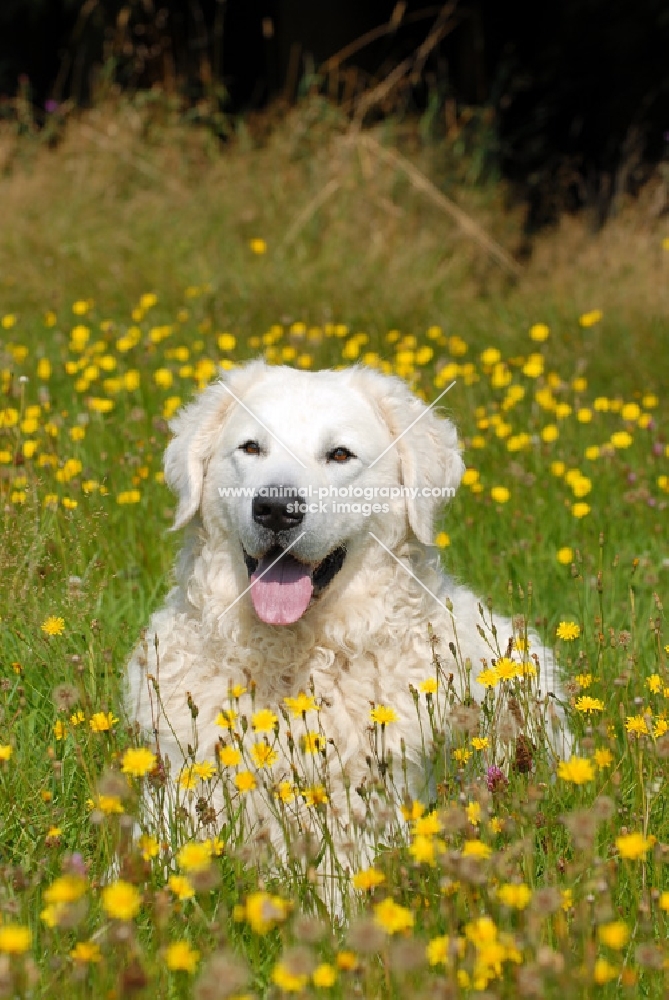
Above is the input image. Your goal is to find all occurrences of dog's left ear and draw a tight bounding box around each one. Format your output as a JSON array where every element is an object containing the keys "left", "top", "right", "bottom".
[{"left": 354, "top": 369, "right": 465, "bottom": 544}]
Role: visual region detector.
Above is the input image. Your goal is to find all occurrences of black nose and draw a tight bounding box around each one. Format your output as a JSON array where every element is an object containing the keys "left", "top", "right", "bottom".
[{"left": 252, "top": 486, "right": 304, "bottom": 533}]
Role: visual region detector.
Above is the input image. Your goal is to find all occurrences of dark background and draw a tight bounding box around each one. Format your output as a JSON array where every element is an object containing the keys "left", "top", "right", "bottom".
[{"left": 1, "top": 1, "right": 668, "bottom": 227}]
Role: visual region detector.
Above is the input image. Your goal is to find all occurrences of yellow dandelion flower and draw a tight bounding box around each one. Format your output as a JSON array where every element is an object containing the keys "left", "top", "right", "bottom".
[
  {"left": 352, "top": 867, "right": 386, "bottom": 891},
  {"left": 249, "top": 238, "right": 267, "bottom": 255},
  {"left": 138, "top": 834, "right": 160, "bottom": 861},
  {"left": 471, "top": 736, "right": 489, "bottom": 750},
  {"left": 616, "top": 831, "right": 652, "bottom": 860},
  {"left": 238, "top": 891, "right": 289, "bottom": 934},
  {"left": 313, "top": 963, "right": 337, "bottom": 988},
  {"left": 0, "top": 925, "right": 31, "bottom": 954},
  {"left": 101, "top": 881, "right": 141, "bottom": 921},
  {"left": 301, "top": 732, "right": 325, "bottom": 754},
  {"left": 89, "top": 711, "right": 118, "bottom": 733},
  {"left": 594, "top": 748, "right": 613, "bottom": 769},
  {"left": 168, "top": 875, "right": 195, "bottom": 900},
  {"left": 498, "top": 883, "right": 532, "bottom": 909},
  {"left": 121, "top": 747, "right": 156, "bottom": 778},
  {"left": 556, "top": 621, "right": 580, "bottom": 641},
  {"left": 373, "top": 897, "right": 415, "bottom": 934},
  {"left": 234, "top": 771, "right": 257, "bottom": 794},
  {"left": 218, "top": 745, "right": 241, "bottom": 767},
  {"left": 215, "top": 708, "right": 238, "bottom": 729},
  {"left": 575, "top": 696, "right": 604, "bottom": 714},
  {"left": 490, "top": 486, "right": 510, "bottom": 504},
  {"left": 593, "top": 957, "right": 617, "bottom": 984},
  {"left": 177, "top": 842, "right": 212, "bottom": 874},
  {"left": 251, "top": 708, "right": 278, "bottom": 733},
  {"left": 557, "top": 546, "right": 573, "bottom": 565},
  {"left": 271, "top": 961, "right": 308, "bottom": 993},
  {"left": 598, "top": 921, "right": 629, "bottom": 950},
  {"left": 557, "top": 757, "right": 595, "bottom": 784},
  {"left": 250, "top": 742, "right": 279, "bottom": 769},
  {"left": 626, "top": 715, "right": 650, "bottom": 736},
  {"left": 462, "top": 839, "right": 492, "bottom": 859},
  {"left": 283, "top": 692, "right": 317, "bottom": 716},
  {"left": 370, "top": 705, "right": 398, "bottom": 725},
  {"left": 70, "top": 941, "right": 102, "bottom": 964},
  {"left": 579, "top": 309, "right": 603, "bottom": 327},
  {"left": 41, "top": 616, "right": 65, "bottom": 636},
  {"left": 434, "top": 531, "right": 450, "bottom": 547},
  {"left": 303, "top": 784, "right": 328, "bottom": 807},
  {"left": 529, "top": 323, "right": 549, "bottom": 342}
]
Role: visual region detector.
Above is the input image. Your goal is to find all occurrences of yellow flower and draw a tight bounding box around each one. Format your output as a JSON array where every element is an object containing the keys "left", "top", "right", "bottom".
[
  {"left": 121, "top": 747, "right": 156, "bottom": 778},
  {"left": 177, "top": 841, "right": 213, "bottom": 873},
  {"left": 427, "top": 935, "right": 450, "bottom": 966},
  {"left": 168, "top": 875, "right": 195, "bottom": 900},
  {"left": 498, "top": 883, "right": 532, "bottom": 909},
  {"left": 557, "top": 546, "right": 573, "bottom": 565},
  {"left": 116, "top": 490, "right": 141, "bottom": 505},
  {"left": 0, "top": 925, "right": 31, "bottom": 953},
  {"left": 237, "top": 891, "right": 289, "bottom": 934},
  {"left": 373, "top": 898, "right": 415, "bottom": 934},
  {"left": 313, "top": 963, "right": 337, "bottom": 988},
  {"left": 466, "top": 801, "right": 481, "bottom": 826},
  {"left": 352, "top": 867, "right": 386, "bottom": 891},
  {"left": 251, "top": 708, "right": 278, "bottom": 733},
  {"left": 192, "top": 761, "right": 216, "bottom": 781},
  {"left": 610, "top": 430, "right": 633, "bottom": 449},
  {"left": 0, "top": 745, "right": 12, "bottom": 761},
  {"left": 556, "top": 621, "right": 580, "bottom": 641},
  {"left": 165, "top": 941, "right": 200, "bottom": 973},
  {"left": 626, "top": 715, "right": 650, "bottom": 736},
  {"left": 303, "top": 785, "right": 328, "bottom": 807},
  {"left": 529, "top": 323, "right": 549, "bottom": 342},
  {"left": 272, "top": 961, "right": 308, "bottom": 993},
  {"left": 283, "top": 692, "right": 317, "bottom": 716},
  {"left": 594, "top": 748, "right": 613, "bottom": 769},
  {"left": 575, "top": 696, "right": 604, "bottom": 713},
  {"left": 419, "top": 677, "right": 438, "bottom": 695},
  {"left": 370, "top": 705, "right": 398, "bottom": 725},
  {"left": 579, "top": 309, "right": 603, "bottom": 327},
  {"left": 434, "top": 531, "right": 450, "bottom": 547},
  {"left": 598, "top": 921, "right": 629, "bottom": 950},
  {"left": 41, "top": 615, "right": 65, "bottom": 636},
  {"left": 218, "top": 745, "right": 241, "bottom": 767},
  {"left": 471, "top": 736, "right": 489, "bottom": 750},
  {"left": 615, "top": 832, "right": 652, "bottom": 860},
  {"left": 70, "top": 941, "right": 102, "bottom": 964},
  {"left": 301, "top": 732, "right": 325, "bottom": 754},
  {"left": 480, "top": 347, "right": 501, "bottom": 366},
  {"left": 139, "top": 834, "right": 160, "bottom": 860},
  {"left": 557, "top": 757, "right": 595, "bottom": 784},
  {"left": 215, "top": 708, "right": 238, "bottom": 729},
  {"left": 234, "top": 771, "right": 257, "bottom": 794},
  {"left": 89, "top": 711, "right": 118, "bottom": 733},
  {"left": 336, "top": 951, "right": 358, "bottom": 971},
  {"left": 249, "top": 238, "right": 267, "bottom": 255},
  {"left": 250, "top": 742, "right": 279, "bottom": 769},
  {"left": 91, "top": 794, "right": 124, "bottom": 814},
  {"left": 44, "top": 874, "right": 87, "bottom": 905},
  {"left": 477, "top": 668, "right": 499, "bottom": 688},
  {"left": 593, "top": 957, "right": 617, "bottom": 984},
  {"left": 462, "top": 839, "right": 492, "bottom": 859},
  {"left": 101, "top": 881, "right": 141, "bottom": 920},
  {"left": 490, "top": 486, "right": 510, "bottom": 504},
  {"left": 541, "top": 424, "right": 559, "bottom": 442},
  {"left": 53, "top": 720, "right": 67, "bottom": 741},
  {"left": 453, "top": 748, "right": 472, "bottom": 762}
]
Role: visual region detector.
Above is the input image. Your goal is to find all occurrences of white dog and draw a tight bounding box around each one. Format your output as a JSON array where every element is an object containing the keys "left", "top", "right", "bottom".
[{"left": 127, "top": 361, "right": 569, "bottom": 883}]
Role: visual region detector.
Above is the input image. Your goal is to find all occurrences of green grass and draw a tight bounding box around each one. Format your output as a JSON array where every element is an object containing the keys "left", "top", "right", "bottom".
[{"left": 0, "top": 94, "right": 668, "bottom": 997}]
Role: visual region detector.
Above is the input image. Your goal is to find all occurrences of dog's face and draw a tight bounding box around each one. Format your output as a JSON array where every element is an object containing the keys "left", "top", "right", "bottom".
[{"left": 164, "top": 362, "right": 464, "bottom": 625}]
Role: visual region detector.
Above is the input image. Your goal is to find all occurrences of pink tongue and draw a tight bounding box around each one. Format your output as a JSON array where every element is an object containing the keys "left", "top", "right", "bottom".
[{"left": 250, "top": 553, "right": 314, "bottom": 625}]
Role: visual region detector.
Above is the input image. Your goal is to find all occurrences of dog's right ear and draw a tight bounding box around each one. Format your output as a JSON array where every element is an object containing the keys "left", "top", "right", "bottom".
[{"left": 164, "top": 362, "right": 265, "bottom": 530}]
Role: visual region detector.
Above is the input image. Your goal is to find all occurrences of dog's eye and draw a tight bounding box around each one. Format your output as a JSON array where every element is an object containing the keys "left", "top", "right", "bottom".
[
  {"left": 239, "top": 440, "right": 261, "bottom": 456},
  {"left": 327, "top": 446, "right": 356, "bottom": 464}
]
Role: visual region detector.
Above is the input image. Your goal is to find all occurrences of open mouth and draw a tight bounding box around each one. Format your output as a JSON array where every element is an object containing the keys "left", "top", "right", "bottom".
[{"left": 243, "top": 545, "right": 347, "bottom": 625}]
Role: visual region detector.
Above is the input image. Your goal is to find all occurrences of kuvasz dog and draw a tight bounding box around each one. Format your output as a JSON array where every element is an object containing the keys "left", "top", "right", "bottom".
[{"left": 127, "top": 360, "right": 570, "bottom": 887}]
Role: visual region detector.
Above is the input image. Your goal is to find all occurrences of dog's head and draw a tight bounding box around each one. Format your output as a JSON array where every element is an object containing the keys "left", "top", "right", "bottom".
[{"left": 164, "top": 361, "right": 464, "bottom": 624}]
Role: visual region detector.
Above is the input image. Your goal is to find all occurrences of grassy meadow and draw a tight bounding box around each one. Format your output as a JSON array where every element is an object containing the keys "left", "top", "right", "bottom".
[{"left": 0, "top": 95, "right": 668, "bottom": 997}]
